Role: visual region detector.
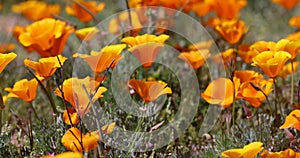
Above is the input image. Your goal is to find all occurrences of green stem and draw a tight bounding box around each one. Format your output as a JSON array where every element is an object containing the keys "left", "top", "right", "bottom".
[
  {"left": 27, "top": 69, "right": 58, "bottom": 114},
  {"left": 291, "top": 60, "right": 295, "bottom": 106},
  {"left": 29, "top": 102, "right": 40, "bottom": 120}
]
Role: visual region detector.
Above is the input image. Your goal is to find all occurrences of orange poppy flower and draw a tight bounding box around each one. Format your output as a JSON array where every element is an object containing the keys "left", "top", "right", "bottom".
[
  {"left": 121, "top": 34, "right": 169, "bottom": 68},
  {"left": 24, "top": 55, "right": 67, "bottom": 78},
  {"left": 286, "top": 31, "right": 300, "bottom": 41},
  {"left": 0, "top": 3, "right": 2, "bottom": 11},
  {"left": 63, "top": 107, "right": 80, "bottom": 125},
  {"left": 192, "top": 0, "right": 212, "bottom": 17},
  {"left": 237, "top": 78, "right": 273, "bottom": 107},
  {"left": 215, "top": 19, "right": 247, "bottom": 45},
  {"left": 221, "top": 142, "right": 264, "bottom": 158},
  {"left": 65, "top": 0, "right": 105, "bottom": 23},
  {"left": 41, "top": 152, "right": 83, "bottom": 158},
  {"left": 178, "top": 50, "right": 210, "bottom": 69},
  {"left": 12, "top": 0, "right": 60, "bottom": 21},
  {"left": 272, "top": 149, "right": 300, "bottom": 158},
  {"left": 275, "top": 39, "right": 300, "bottom": 60},
  {"left": 188, "top": 40, "right": 213, "bottom": 51},
  {"left": 212, "top": 48, "right": 235, "bottom": 65},
  {"left": 75, "top": 27, "right": 99, "bottom": 41},
  {"left": 0, "top": 43, "right": 16, "bottom": 54},
  {"left": 128, "top": 79, "right": 172, "bottom": 103},
  {"left": 279, "top": 61, "right": 300, "bottom": 78},
  {"left": 234, "top": 70, "right": 264, "bottom": 83},
  {"left": 271, "top": 0, "right": 300, "bottom": 9},
  {"left": 0, "top": 52, "right": 17, "bottom": 73},
  {"left": 238, "top": 44, "right": 254, "bottom": 64},
  {"left": 201, "top": 77, "right": 239, "bottom": 108},
  {"left": 289, "top": 16, "right": 300, "bottom": 30},
  {"left": 73, "top": 44, "right": 126, "bottom": 75},
  {"left": 261, "top": 148, "right": 300, "bottom": 158},
  {"left": 54, "top": 77, "right": 107, "bottom": 117},
  {"left": 61, "top": 123, "right": 115, "bottom": 152},
  {"left": 15, "top": 18, "right": 75, "bottom": 57},
  {"left": 252, "top": 51, "right": 291, "bottom": 78},
  {"left": 210, "top": 0, "right": 247, "bottom": 19},
  {"left": 280, "top": 109, "right": 300, "bottom": 131},
  {"left": 5, "top": 78, "right": 39, "bottom": 102},
  {"left": 250, "top": 41, "right": 276, "bottom": 53}
]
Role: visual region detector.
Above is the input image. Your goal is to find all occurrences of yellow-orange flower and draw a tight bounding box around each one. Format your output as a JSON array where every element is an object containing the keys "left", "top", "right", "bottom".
[
  {"left": 128, "top": 79, "right": 172, "bottom": 103},
  {"left": 41, "top": 152, "right": 83, "bottom": 158},
  {"left": 66, "top": 0, "right": 105, "bottom": 23},
  {"left": 252, "top": 51, "right": 291, "bottom": 78},
  {"left": 250, "top": 41, "right": 276, "bottom": 53},
  {"left": 261, "top": 148, "right": 300, "bottom": 158},
  {"left": 221, "top": 142, "right": 264, "bottom": 158},
  {"left": 289, "top": 16, "right": 300, "bottom": 30},
  {"left": 201, "top": 78, "right": 239, "bottom": 108},
  {"left": 212, "top": 48, "right": 235, "bottom": 65},
  {"left": 272, "top": 0, "right": 300, "bottom": 9},
  {"left": 238, "top": 44, "right": 257, "bottom": 64},
  {"left": 62, "top": 123, "right": 115, "bottom": 152},
  {"left": 75, "top": 27, "right": 99, "bottom": 41},
  {"left": 275, "top": 39, "right": 300, "bottom": 60},
  {"left": 279, "top": 61, "right": 300, "bottom": 78},
  {"left": 0, "top": 52, "right": 17, "bottom": 73},
  {"left": 63, "top": 108, "right": 79, "bottom": 125},
  {"left": 286, "top": 31, "right": 300, "bottom": 41},
  {"left": 15, "top": 18, "right": 74, "bottom": 57},
  {"left": 5, "top": 78, "right": 39, "bottom": 102},
  {"left": 280, "top": 109, "right": 300, "bottom": 131},
  {"left": 215, "top": 19, "right": 247, "bottom": 45},
  {"left": 121, "top": 34, "right": 169, "bottom": 68},
  {"left": 12, "top": 0, "right": 60, "bottom": 21},
  {"left": 178, "top": 50, "right": 210, "bottom": 69},
  {"left": 0, "top": 43, "right": 16, "bottom": 54},
  {"left": 54, "top": 77, "right": 107, "bottom": 117},
  {"left": 210, "top": 0, "right": 247, "bottom": 19},
  {"left": 73, "top": 44, "right": 126, "bottom": 75},
  {"left": 24, "top": 55, "right": 67, "bottom": 78}
]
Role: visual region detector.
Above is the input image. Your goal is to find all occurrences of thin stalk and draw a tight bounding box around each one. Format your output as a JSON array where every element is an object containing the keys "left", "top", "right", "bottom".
[
  {"left": 291, "top": 60, "right": 295, "bottom": 106},
  {"left": 28, "top": 113, "right": 34, "bottom": 150},
  {"left": 126, "top": 116, "right": 144, "bottom": 156},
  {"left": 29, "top": 102, "right": 40, "bottom": 121},
  {"left": 27, "top": 68, "right": 58, "bottom": 114}
]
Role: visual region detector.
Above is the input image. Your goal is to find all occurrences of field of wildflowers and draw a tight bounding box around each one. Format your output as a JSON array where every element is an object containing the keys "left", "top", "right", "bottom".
[{"left": 1, "top": 0, "right": 300, "bottom": 157}]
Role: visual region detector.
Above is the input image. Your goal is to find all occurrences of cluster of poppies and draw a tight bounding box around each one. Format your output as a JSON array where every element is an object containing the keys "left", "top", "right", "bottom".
[{"left": 1, "top": 0, "right": 300, "bottom": 157}]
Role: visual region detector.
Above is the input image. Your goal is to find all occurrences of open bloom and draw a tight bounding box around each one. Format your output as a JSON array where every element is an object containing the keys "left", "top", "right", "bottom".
[
  {"left": 62, "top": 123, "right": 115, "bottom": 152},
  {"left": 12, "top": 0, "right": 60, "bottom": 21},
  {"left": 0, "top": 52, "right": 17, "bottom": 73},
  {"left": 271, "top": 0, "right": 300, "bottom": 9},
  {"left": 261, "top": 148, "right": 300, "bottom": 158},
  {"left": 73, "top": 44, "right": 126, "bottom": 75},
  {"left": 14, "top": 18, "right": 75, "bottom": 57},
  {"left": 24, "top": 55, "right": 67, "bottom": 78},
  {"left": 215, "top": 19, "right": 247, "bottom": 45},
  {"left": 75, "top": 27, "right": 99, "bottom": 41},
  {"left": 5, "top": 78, "right": 39, "bottom": 102},
  {"left": 62, "top": 108, "right": 79, "bottom": 125},
  {"left": 201, "top": 78, "right": 239, "bottom": 108},
  {"left": 66, "top": 0, "right": 105, "bottom": 23},
  {"left": 41, "top": 152, "right": 83, "bottom": 158},
  {"left": 128, "top": 79, "right": 172, "bottom": 103},
  {"left": 54, "top": 77, "right": 107, "bottom": 117},
  {"left": 280, "top": 109, "right": 300, "bottom": 131},
  {"left": 221, "top": 142, "right": 264, "bottom": 158},
  {"left": 178, "top": 50, "right": 210, "bottom": 69},
  {"left": 121, "top": 34, "right": 169, "bottom": 68},
  {"left": 210, "top": 0, "right": 247, "bottom": 19},
  {"left": 252, "top": 51, "right": 291, "bottom": 78},
  {"left": 275, "top": 39, "right": 300, "bottom": 60}
]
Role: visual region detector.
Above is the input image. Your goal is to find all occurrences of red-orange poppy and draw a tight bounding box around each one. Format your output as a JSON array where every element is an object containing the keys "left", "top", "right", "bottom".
[
  {"left": 289, "top": 16, "right": 300, "bottom": 30},
  {"left": 12, "top": 0, "right": 60, "bottom": 21},
  {"left": 178, "top": 50, "right": 210, "bottom": 69},
  {"left": 54, "top": 77, "right": 107, "bottom": 117},
  {"left": 14, "top": 18, "right": 75, "bottom": 57},
  {"left": 121, "top": 34, "right": 169, "bottom": 68},
  {"left": 66, "top": 0, "right": 105, "bottom": 23},
  {"left": 128, "top": 79, "right": 172, "bottom": 103},
  {"left": 73, "top": 44, "right": 126, "bottom": 75},
  {"left": 0, "top": 52, "right": 17, "bottom": 73}
]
